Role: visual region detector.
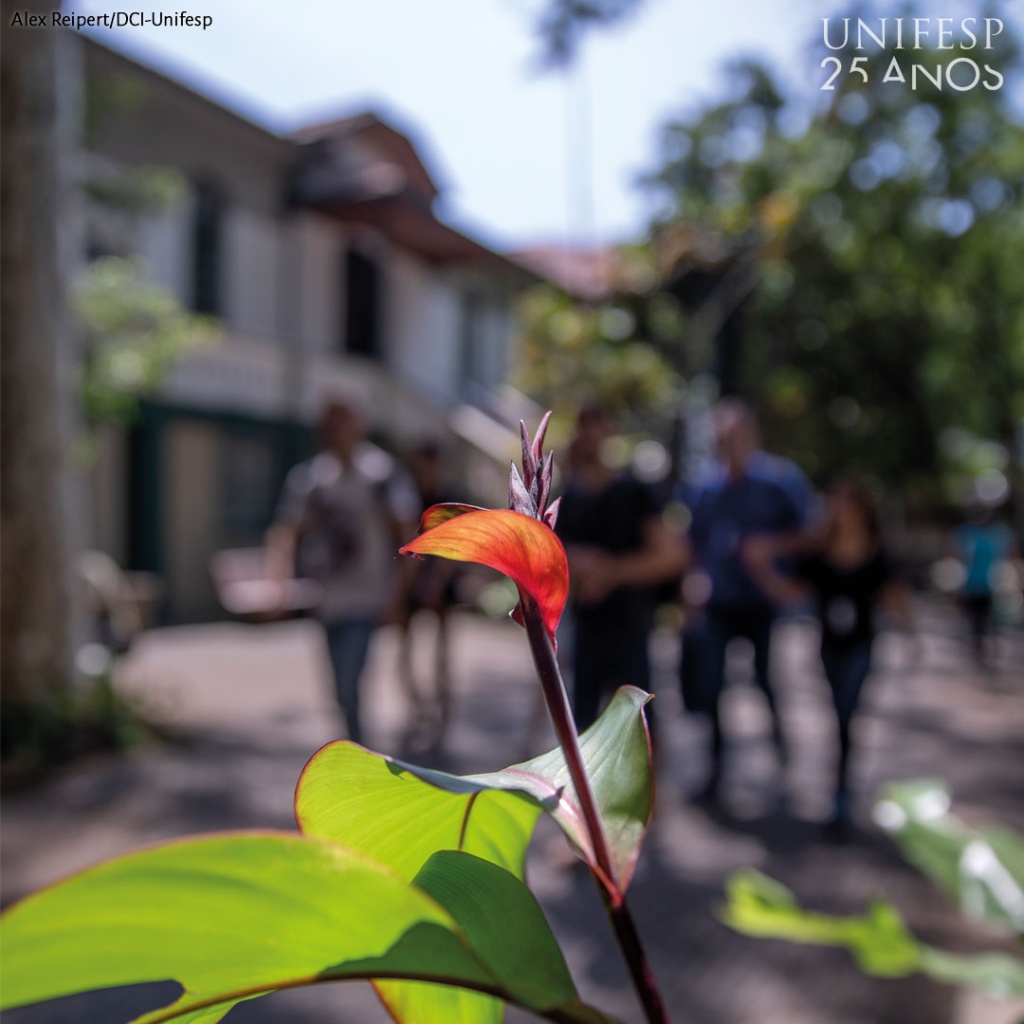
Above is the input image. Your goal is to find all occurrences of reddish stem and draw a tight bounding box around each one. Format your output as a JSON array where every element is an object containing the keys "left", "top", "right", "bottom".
[
  {"left": 521, "top": 600, "right": 670, "bottom": 1024},
  {"left": 521, "top": 602, "right": 618, "bottom": 888}
]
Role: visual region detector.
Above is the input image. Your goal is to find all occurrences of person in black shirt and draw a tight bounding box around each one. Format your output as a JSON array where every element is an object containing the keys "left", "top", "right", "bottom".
[
  {"left": 555, "top": 405, "right": 687, "bottom": 731},
  {"left": 744, "top": 478, "right": 912, "bottom": 827}
]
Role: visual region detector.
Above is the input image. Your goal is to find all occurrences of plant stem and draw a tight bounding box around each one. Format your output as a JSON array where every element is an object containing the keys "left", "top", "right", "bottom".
[
  {"left": 521, "top": 603, "right": 617, "bottom": 886},
  {"left": 599, "top": 886, "right": 670, "bottom": 1024},
  {"left": 521, "top": 601, "right": 670, "bottom": 1024}
]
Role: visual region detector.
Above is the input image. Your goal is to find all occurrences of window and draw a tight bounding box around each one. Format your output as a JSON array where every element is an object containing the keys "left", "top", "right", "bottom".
[
  {"left": 192, "top": 181, "right": 222, "bottom": 315},
  {"left": 343, "top": 248, "right": 381, "bottom": 358}
]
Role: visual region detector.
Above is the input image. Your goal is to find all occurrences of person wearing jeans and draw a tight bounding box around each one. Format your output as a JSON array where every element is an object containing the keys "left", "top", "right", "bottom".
[
  {"left": 678, "top": 399, "right": 807, "bottom": 800},
  {"left": 267, "top": 393, "right": 418, "bottom": 746},
  {"left": 744, "top": 478, "right": 913, "bottom": 828},
  {"left": 323, "top": 619, "right": 376, "bottom": 745}
]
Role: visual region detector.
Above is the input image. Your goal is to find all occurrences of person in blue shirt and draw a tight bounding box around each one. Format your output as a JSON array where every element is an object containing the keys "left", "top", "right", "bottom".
[
  {"left": 952, "top": 503, "right": 1018, "bottom": 667},
  {"left": 678, "top": 399, "right": 810, "bottom": 801}
]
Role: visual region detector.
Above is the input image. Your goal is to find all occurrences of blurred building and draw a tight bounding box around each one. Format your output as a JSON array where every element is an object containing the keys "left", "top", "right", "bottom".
[
  {"left": 78, "top": 37, "right": 535, "bottom": 620},
  {"left": 512, "top": 244, "right": 620, "bottom": 302}
]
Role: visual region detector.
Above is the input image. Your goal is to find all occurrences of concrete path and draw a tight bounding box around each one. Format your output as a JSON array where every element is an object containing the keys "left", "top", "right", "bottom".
[{"left": 2, "top": 599, "right": 1023, "bottom": 1024}]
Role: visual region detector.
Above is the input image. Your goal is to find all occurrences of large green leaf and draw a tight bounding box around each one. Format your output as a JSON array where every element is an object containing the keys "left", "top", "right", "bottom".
[
  {"left": 297, "top": 687, "right": 652, "bottom": 1024},
  {"left": 722, "top": 869, "right": 1024, "bottom": 1000},
  {"left": 297, "top": 685, "right": 654, "bottom": 891},
  {"left": 0, "top": 832, "right": 617, "bottom": 1024},
  {"left": 295, "top": 744, "right": 542, "bottom": 885},
  {"left": 875, "top": 780, "right": 1024, "bottom": 936}
]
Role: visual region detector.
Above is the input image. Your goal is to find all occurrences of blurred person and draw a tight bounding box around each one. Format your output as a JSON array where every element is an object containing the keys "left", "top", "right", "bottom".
[
  {"left": 677, "top": 399, "right": 810, "bottom": 801},
  {"left": 555, "top": 404, "right": 687, "bottom": 731},
  {"left": 266, "top": 392, "right": 419, "bottom": 746},
  {"left": 951, "top": 503, "right": 1018, "bottom": 668},
  {"left": 396, "top": 440, "right": 463, "bottom": 748},
  {"left": 77, "top": 550, "right": 145, "bottom": 657},
  {"left": 676, "top": 399, "right": 814, "bottom": 524},
  {"left": 744, "top": 478, "right": 913, "bottom": 828}
]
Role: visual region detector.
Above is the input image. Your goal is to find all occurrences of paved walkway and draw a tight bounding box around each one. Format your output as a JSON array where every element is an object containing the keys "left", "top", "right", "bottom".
[{"left": 2, "top": 599, "right": 1023, "bottom": 1024}]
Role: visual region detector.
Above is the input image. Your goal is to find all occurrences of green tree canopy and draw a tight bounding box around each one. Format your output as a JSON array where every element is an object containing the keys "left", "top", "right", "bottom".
[
  {"left": 644, "top": 5, "right": 1024, "bottom": 503},
  {"left": 525, "top": 0, "right": 1024, "bottom": 508}
]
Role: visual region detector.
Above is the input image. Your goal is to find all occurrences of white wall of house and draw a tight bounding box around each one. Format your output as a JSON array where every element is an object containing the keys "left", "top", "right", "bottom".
[
  {"left": 390, "top": 254, "right": 461, "bottom": 405},
  {"left": 437, "top": 270, "right": 519, "bottom": 407},
  {"left": 224, "top": 206, "right": 281, "bottom": 343},
  {"left": 79, "top": 37, "right": 533, "bottom": 621},
  {"left": 134, "top": 188, "right": 298, "bottom": 420},
  {"left": 137, "top": 190, "right": 287, "bottom": 345},
  {"left": 294, "top": 212, "right": 342, "bottom": 356},
  {"left": 161, "top": 335, "right": 285, "bottom": 418},
  {"left": 135, "top": 194, "right": 191, "bottom": 303},
  {"left": 478, "top": 292, "right": 513, "bottom": 395}
]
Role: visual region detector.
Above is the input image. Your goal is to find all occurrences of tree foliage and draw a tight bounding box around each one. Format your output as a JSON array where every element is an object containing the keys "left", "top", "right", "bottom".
[
  {"left": 514, "top": 280, "right": 683, "bottom": 444},
  {"left": 530, "top": 0, "right": 645, "bottom": 68},
  {"left": 76, "top": 257, "right": 218, "bottom": 430},
  {"left": 644, "top": 6, "right": 1024, "bottom": 502},
  {"left": 529, "top": 0, "right": 1024, "bottom": 507}
]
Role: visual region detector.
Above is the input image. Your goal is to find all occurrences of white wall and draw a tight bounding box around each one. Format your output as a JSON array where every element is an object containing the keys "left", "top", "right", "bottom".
[
  {"left": 135, "top": 194, "right": 191, "bottom": 304},
  {"left": 295, "top": 213, "right": 342, "bottom": 355},
  {"left": 134, "top": 187, "right": 289, "bottom": 348},
  {"left": 224, "top": 206, "right": 280, "bottom": 342},
  {"left": 389, "top": 254, "right": 461, "bottom": 405},
  {"left": 160, "top": 335, "right": 284, "bottom": 418},
  {"left": 437, "top": 269, "right": 520, "bottom": 403},
  {"left": 478, "top": 293, "right": 513, "bottom": 393}
]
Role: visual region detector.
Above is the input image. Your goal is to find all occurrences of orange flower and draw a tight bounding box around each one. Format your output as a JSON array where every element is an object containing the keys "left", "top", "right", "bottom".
[{"left": 399, "top": 415, "right": 567, "bottom": 644}]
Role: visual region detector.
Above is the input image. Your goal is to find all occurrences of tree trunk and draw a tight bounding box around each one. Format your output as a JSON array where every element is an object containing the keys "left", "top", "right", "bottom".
[{"left": 1, "top": 4, "right": 74, "bottom": 706}]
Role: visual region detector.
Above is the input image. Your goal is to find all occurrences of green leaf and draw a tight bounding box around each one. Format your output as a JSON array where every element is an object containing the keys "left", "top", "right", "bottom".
[
  {"left": 296, "top": 687, "right": 652, "bottom": 1024},
  {"left": 295, "top": 744, "right": 542, "bottom": 885},
  {"left": 0, "top": 832, "right": 618, "bottom": 1024},
  {"left": 721, "top": 870, "right": 921, "bottom": 977},
  {"left": 144, "top": 999, "right": 251, "bottom": 1024},
  {"left": 875, "top": 780, "right": 1024, "bottom": 936},
  {"left": 414, "top": 851, "right": 587, "bottom": 1009},
  {"left": 378, "top": 849, "right": 604, "bottom": 1024},
  {"left": 508, "top": 684, "right": 654, "bottom": 890},
  {"left": 297, "top": 685, "right": 654, "bottom": 891},
  {"left": 918, "top": 946, "right": 1024, "bottom": 1000},
  {"left": 722, "top": 870, "right": 1024, "bottom": 1000},
  {"left": 374, "top": 980, "right": 502, "bottom": 1024}
]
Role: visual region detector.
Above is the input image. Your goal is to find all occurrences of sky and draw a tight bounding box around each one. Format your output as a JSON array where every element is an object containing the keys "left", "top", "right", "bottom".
[{"left": 79, "top": 0, "right": 1022, "bottom": 252}]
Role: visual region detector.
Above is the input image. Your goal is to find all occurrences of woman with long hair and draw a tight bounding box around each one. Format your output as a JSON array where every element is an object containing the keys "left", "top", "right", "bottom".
[{"left": 744, "top": 478, "right": 913, "bottom": 828}]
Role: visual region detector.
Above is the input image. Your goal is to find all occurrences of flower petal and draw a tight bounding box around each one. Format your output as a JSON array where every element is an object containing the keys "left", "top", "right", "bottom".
[
  {"left": 543, "top": 496, "right": 562, "bottom": 531},
  {"left": 508, "top": 463, "right": 534, "bottom": 517},
  {"left": 400, "top": 508, "right": 568, "bottom": 642},
  {"left": 417, "top": 503, "right": 487, "bottom": 531}
]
